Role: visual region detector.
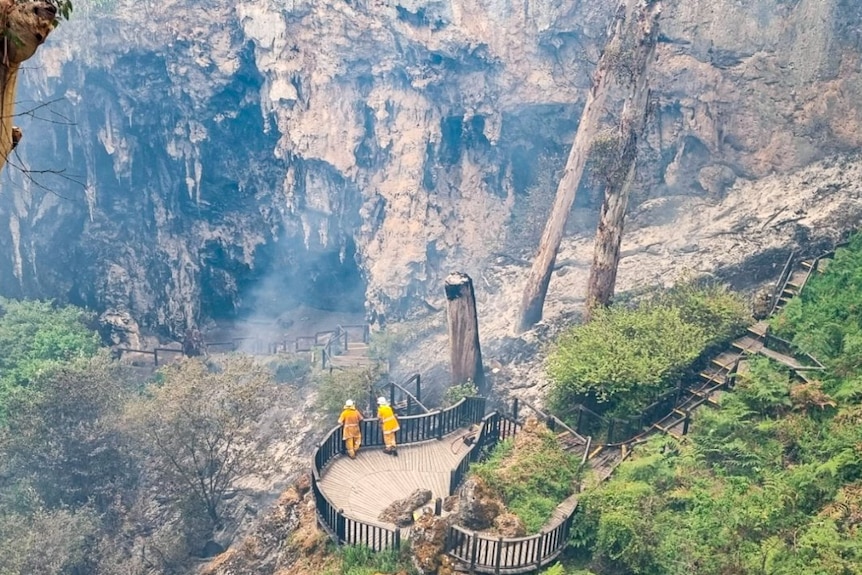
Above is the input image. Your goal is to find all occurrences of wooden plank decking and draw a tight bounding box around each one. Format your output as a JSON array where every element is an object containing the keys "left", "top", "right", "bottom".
[{"left": 318, "top": 431, "right": 474, "bottom": 525}]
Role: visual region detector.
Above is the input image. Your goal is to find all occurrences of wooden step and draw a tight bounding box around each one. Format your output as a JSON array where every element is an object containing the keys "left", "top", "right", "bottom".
[
  {"left": 699, "top": 365, "right": 728, "bottom": 384},
  {"left": 817, "top": 259, "right": 831, "bottom": 274},
  {"left": 801, "top": 260, "right": 813, "bottom": 270},
  {"left": 732, "top": 335, "right": 764, "bottom": 353},
  {"left": 711, "top": 351, "right": 740, "bottom": 369},
  {"left": 747, "top": 321, "right": 769, "bottom": 338}
]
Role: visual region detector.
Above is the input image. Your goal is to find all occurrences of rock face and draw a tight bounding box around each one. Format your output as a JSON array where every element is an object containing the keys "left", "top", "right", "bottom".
[
  {"left": 0, "top": 0, "right": 861, "bottom": 335},
  {"left": 378, "top": 487, "right": 433, "bottom": 527},
  {"left": 457, "top": 475, "right": 502, "bottom": 530}
]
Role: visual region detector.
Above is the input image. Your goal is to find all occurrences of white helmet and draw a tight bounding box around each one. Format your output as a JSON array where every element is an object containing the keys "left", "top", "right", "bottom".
[
  {"left": 377, "top": 396, "right": 388, "bottom": 405},
  {"left": 344, "top": 399, "right": 355, "bottom": 408}
]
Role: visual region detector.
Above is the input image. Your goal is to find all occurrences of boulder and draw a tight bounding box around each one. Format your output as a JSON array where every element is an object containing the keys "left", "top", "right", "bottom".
[
  {"left": 410, "top": 512, "right": 456, "bottom": 575},
  {"left": 493, "top": 512, "right": 526, "bottom": 537},
  {"left": 378, "top": 488, "right": 432, "bottom": 527},
  {"left": 456, "top": 476, "right": 502, "bottom": 530}
]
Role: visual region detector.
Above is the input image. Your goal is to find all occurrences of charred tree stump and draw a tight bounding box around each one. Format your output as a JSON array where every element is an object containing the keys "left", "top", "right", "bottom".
[{"left": 445, "top": 272, "right": 485, "bottom": 394}]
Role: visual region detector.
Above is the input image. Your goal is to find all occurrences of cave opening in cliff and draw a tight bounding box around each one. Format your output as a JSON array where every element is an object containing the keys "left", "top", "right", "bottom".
[{"left": 204, "top": 236, "right": 367, "bottom": 330}]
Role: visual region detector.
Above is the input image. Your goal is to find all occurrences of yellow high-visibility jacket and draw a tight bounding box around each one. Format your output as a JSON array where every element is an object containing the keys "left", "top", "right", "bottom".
[
  {"left": 338, "top": 407, "right": 363, "bottom": 439},
  {"left": 377, "top": 404, "right": 400, "bottom": 433}
]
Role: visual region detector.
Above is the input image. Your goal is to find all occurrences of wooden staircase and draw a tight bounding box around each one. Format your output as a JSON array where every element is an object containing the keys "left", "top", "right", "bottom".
[{"left": 326, "top": 341, "right": 379, "bottom": 369}]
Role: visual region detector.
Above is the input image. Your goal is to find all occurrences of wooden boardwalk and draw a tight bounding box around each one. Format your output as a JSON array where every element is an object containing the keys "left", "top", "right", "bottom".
[{"left": 317, "top": 431, "right": 474, "bottom": 524}]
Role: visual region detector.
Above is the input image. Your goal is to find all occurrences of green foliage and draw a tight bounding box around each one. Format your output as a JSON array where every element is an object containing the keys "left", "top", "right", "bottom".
[
  {"left": 125, "top": 356, "right": 277, "bottom": 526},
  {"left": 471, "top": 423, "right": 581, "bottom": 532},
  {"left": 443, "top": 379, "right": 479, "bottom": 406},
  {"left": 0, "top": 504, "right": 98, "bottom": 575},
  {"left": 773, "top": 233, "right": 862, "bottom": 377},
  {"left": 548, "top": 283, "right": 748, "bottom": 417},
  {"left": 0, "top": 352, "right": 137, "bottom": 511},
  {"left": 735, "top": 356, "right": 793, "bottom": 415},
  {"left": 0, "top": 298, "right": 100, "bottom": 420},
  {"left": 367, "top": 329, "right": 400, "bottom": 363},
  {"left": 266, "top": 353, "right": 312, "bottom": 383},
  {"left": 313, "top": 365, "right": 384, "bottom": 417},
  {"left": 333, "top": 544, "right": 416, "bottom": 575},
  {"left": 570, "top": 344, "right": 862, "bottom": 574}
]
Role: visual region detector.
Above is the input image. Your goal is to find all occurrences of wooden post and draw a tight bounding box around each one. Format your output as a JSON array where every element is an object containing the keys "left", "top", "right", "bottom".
[
  {"left": 445, "top": 272, "right": 486, "bottom": 394},
  {"left": 470, "top": 532, "right": 479, "bottom": 571},
  {"left": 512, "top": 398, "right": 520, "bottom": 422},
  {"left": 435, "top": 497, "right": 443, "bottom": 516}
]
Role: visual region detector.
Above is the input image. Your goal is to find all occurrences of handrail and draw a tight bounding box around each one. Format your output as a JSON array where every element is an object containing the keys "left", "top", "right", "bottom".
[
  {"left": 374, "top": 379, "right": 430, "bottom": 414},
  {"left": 763, "top": 331, "right": 825, "bottom": 369},
  {"left": 768, "top": 251, "right": 797, "bottom": 317},
  {"left": 445, "top": 494, "right": 578, "bottom": 574},
  {"left": 515, "top": 398, "right": 589, "bottom": 445},
  {"left": 321, "top": 325, "right": 347, "bottom": 369},
  {"left": 311, "top": 396, "right": 487, "bottom": 550}
]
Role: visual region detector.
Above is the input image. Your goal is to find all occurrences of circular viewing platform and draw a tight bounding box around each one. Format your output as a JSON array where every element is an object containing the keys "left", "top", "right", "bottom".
[{"left": 317, "top": 430, "right": 475, "bottom": 524}]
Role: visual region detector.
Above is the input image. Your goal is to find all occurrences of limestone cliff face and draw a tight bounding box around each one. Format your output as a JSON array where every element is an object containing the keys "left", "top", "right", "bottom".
[{"left": 0, "top": 0, "right": 860, "bottom": 335}]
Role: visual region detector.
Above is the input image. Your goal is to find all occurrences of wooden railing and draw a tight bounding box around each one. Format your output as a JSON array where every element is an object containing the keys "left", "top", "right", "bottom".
[
  {"left": 445, "top": 495, "right": 577, "bottom": 574},
  {"left": 768, "top": 250, "right": 797, "bottom": 316},
  {"left": 310, "top": 475, "right": 402, "bottom": 551},
  {"left": 373, "top": 374, "right": 428, "bottom": 415},
  {"left": 116, "top": 347, "right": 184, "bottom": 367},
  {"left": 448, "top": 411, "right": 520, "bottom": 496},
  {"left": 116, "top": 324, "right": 371, "bottom": 368},
  {"left": 311, "top": 396, "right": 487, "bottom": 550}
]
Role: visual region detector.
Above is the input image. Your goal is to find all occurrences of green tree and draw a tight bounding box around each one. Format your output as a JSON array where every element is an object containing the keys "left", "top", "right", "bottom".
[
  {"left": 126, "top": 356, "right": 277, "bottom": 527},
  {"left": 0, "top": 352, "right": 137, "bottom": 511},
  {"left": 0, "top": 298, "right": 100, "bottom": 419}
]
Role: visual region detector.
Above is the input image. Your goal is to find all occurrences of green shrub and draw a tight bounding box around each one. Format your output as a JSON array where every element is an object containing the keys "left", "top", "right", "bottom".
[
  {"left": 266, "top": 354, "right": 312, "bottom": 383},
  {"left": 471, "top": 423, "right": 581, "bottom": 532},
  {"left": 772, "top": 232, "right": 862, "bottom": 376},
  {"left": 548, "top": 284, "right": 748, "bottom": 418},
  {"left": 336, "top": 544, "right": 416, "bottom": 575},
  {"left": 0, "top": 299, "right": 101, "bottom": 421},
  {"left": 368, "top": 330, "right": 400, "bottom": 363},
  {"left": 443, "top": 380, "right": 479, "bottom": 406},
  {"left": 313, "top": 365, "right": 385, "bottom": 417}
]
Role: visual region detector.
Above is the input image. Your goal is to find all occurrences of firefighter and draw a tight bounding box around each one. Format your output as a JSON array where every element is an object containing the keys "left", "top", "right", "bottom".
[
  {"left": 377, "top": 396, "right": 400, "bottom": 456},
  {"left": 338, "top": 399, "right": 363, "bottom": 459}
]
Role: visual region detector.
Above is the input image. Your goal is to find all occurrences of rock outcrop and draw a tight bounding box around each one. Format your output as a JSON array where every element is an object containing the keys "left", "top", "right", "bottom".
[
  {"left": 0, "top": 0, "right": 860, "bottom": 335},
  {"left": 378, "top": 488, "right": 433, "bottom": 527},
  {"left": 456, "top": 475, "right": 502, "bottom": 530}
]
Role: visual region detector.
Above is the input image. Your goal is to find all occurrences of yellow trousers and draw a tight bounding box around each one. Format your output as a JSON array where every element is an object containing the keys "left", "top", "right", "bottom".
[
  {"left": 344, "top": 436, "right": 361, "bottom": 457},
  {"left": 383, "top": 432, "right": 397, "bottom": 450}
]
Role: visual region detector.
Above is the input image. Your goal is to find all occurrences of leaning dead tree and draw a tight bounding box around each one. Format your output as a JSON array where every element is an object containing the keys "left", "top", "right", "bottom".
[
  {"left": 586, "top": 1, "right": 662, "bottom": 317},
  {"left": 0, "top": 0, "right": 68, "bottom": 173},
  {"left": 515, "top": 0, "right": 657, "bottom": 333},
  {"left": 444, "top": 272, "right": 485, "bottom": 394}
]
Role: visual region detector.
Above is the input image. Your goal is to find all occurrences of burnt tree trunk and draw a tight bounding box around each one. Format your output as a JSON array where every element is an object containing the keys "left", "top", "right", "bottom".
[
  {"left": 515, "top": 1, "right": 634, "bottom": 333},
  {"left": 445, "top": 272, "right": 485, "bottom": 394},
  {"left": 586, "top": 2, "right": 662, "bottom": 317}
]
